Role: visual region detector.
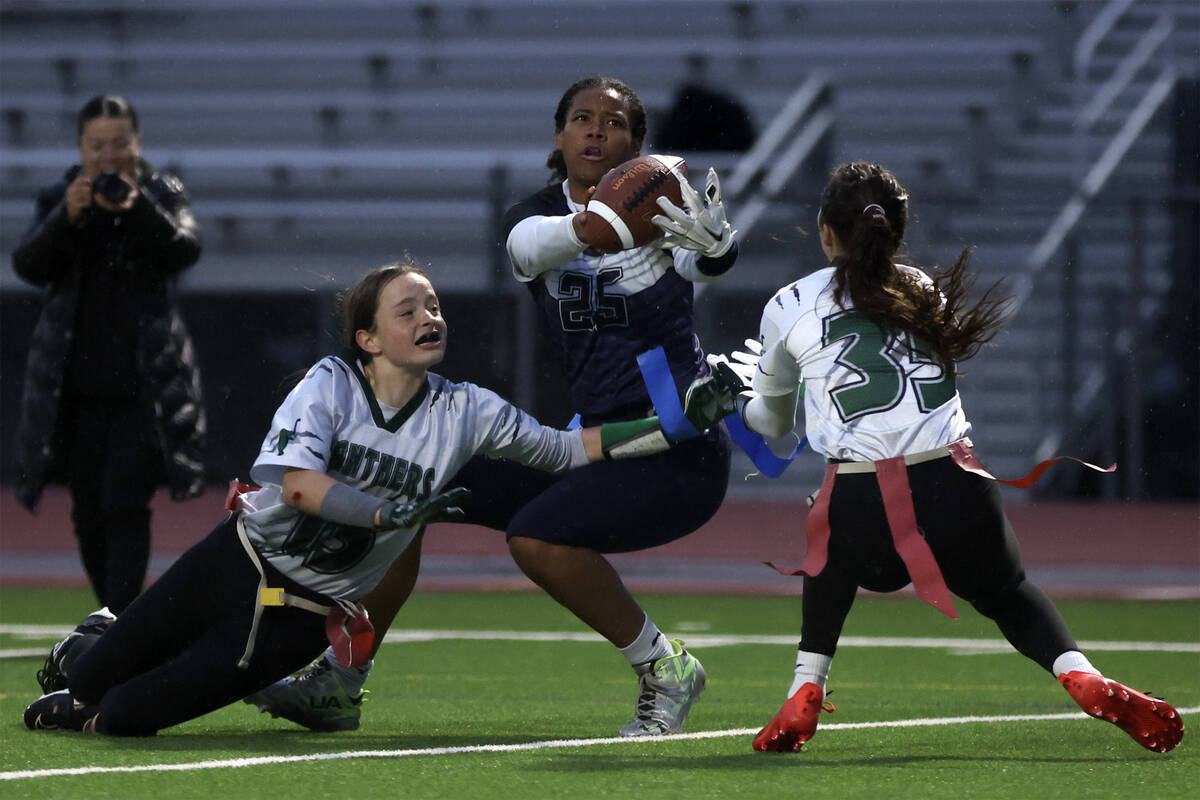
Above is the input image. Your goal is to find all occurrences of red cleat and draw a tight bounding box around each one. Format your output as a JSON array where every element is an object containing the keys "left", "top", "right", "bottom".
[
  {"left": 1059, "top": 670, "right": 1184, "bottom": 753},
  {"left": 752, "top": 682, "right": 835, "bottom": 752}
]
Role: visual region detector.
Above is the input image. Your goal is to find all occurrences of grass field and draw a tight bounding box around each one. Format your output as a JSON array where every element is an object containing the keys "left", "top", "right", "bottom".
[{"left": 1, "top": 586, "right": 1197, "bottom": 799}]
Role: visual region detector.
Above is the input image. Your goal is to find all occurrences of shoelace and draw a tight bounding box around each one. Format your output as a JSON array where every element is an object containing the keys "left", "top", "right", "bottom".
[
  {"left": 295, "top": 659, "right": 334, "bottom": 686},
  {"left": 633, "top": 686, "right": 658, "bottom": 720},
  {"left": 291, "top": 659, "right": 367, "bottom": 705}
]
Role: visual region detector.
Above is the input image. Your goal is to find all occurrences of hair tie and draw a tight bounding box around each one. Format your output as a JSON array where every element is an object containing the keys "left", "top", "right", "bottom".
[{"left": 862, "top": 203, "right": 885, "bottom": 216}]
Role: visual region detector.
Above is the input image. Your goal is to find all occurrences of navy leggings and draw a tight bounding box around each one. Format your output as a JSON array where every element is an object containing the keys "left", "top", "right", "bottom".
[
  {"left": 445, "top": 425, "right": 731, "bottom": 553},
  {"left": 69, "top": 514, "right": 331, "bottom": 736},
  {"left": 799, "top": 457, "right": 1077, "bottom": 673}
]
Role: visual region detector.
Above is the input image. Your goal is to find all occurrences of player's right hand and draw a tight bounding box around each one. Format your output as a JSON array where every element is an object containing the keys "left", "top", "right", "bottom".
[
  {"left": 379, "top": 487, "right": 471, "bottom": 530},
  {"left": 726, "top": 339, "right": 763, "bottom": 384}
]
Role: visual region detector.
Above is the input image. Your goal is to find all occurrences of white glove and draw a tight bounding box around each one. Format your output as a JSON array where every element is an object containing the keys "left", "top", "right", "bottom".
[
  {"left": 651, "top": 167, "right": 737, "bottom": 258},
  {"left": 724, "top": 339, "right": 763, "bottom": 384}
]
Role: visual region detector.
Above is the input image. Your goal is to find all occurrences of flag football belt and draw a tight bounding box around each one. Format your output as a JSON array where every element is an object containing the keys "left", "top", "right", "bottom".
[
  {"left": 228, "top": 478, "right": 376, "bottom": 670},
  {"left": 771, "top": 438, "right": 1116, "bottom": 620},
  {"left": 825, "top": 441, "right": 958, "bottom": 473},
  {"left": 234, "top": 515, "right": 332, "bottom": 669}
]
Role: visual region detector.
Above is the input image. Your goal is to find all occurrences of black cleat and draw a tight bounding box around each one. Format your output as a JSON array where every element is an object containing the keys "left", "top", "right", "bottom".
[
  {"left": 37, "top": 607, "right": 117, "bottom": 693},
  {"left": 24, "top": 690, "right": 100, "bottom": 732}
]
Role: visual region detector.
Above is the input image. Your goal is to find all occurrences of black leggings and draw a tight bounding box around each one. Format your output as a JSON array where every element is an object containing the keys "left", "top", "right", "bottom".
[
  {"left": 68, "top": 514, "right": 331, "bottom": 736},
  {"left": 445, "top": 426, "right": 731, "bottom": 552},
  {"left": 799, "top": 458, "right": 1076, "bottom": 673}
]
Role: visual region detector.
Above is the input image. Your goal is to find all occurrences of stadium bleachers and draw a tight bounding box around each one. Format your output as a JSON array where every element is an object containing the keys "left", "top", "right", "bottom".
[{"left": 1, "top": 0, "right": 1195, "bottom": 494}]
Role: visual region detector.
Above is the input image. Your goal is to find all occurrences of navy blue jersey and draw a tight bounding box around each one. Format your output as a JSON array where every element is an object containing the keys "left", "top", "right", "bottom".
[{"left": 503, "top": 182, "right": 720, "bottom": 423}]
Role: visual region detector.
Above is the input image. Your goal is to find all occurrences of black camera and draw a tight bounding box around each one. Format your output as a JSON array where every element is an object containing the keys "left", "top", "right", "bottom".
[{"left": 93, "top": 171, "right": 133, "bottom": 204}]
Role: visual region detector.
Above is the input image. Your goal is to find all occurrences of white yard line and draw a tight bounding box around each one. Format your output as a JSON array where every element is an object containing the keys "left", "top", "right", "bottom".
[
  {"left": 5, "top": 706, "right": 1199, "bottom": 782},
  {"left": 3, "top": 626, "right": 1198, "bottom": 656}
]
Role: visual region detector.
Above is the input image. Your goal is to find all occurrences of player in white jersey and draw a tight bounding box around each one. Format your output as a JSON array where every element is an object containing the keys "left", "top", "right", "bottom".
[
  {"left": 753, "top": 262, "right": 971, "bottom": 462},
  {"left": 707, "top": 162, "right": 1182, "bottom": 754},
  {"left": 23, "top": 264, "right": 725, "bottom": 736}
]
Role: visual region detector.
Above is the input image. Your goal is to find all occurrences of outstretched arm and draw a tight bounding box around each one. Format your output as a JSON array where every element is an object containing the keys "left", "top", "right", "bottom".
[
  {"left": 727, "top": 338, "right": 804, "bottom": 439},
  {"left": 281, "top": 468, "right": 468, "bottom": 529}
]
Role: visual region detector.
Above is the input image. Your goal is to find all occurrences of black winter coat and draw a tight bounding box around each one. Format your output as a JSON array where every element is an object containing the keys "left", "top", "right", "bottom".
[{"left": 12, "top": 161, "right": 207, "bottom": 511}]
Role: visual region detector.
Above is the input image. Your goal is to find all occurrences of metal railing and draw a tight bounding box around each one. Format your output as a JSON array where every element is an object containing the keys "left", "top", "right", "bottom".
[
  {"left": 695, "top": 72, "right": 834, "bottom": 301},
  {"left": 1004, "top": 0, "right": 1184, "bottom": 496},
  {"left": 723, "top": 75, "right": 833, "bottom": 217},
  {"left": 1028, "top": 65, "right": 1177, "bottom": 467},
  {"left": 1025, "top": 3, "right": 1180, "bottom": 495}
]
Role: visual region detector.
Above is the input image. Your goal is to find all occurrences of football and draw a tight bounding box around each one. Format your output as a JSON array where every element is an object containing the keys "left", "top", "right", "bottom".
[{"left": 580, "top": 154, "right": 688, "bottom": 253}]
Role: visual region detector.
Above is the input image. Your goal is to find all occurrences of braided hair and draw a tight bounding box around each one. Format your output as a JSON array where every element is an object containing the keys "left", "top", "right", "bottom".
[{"left": 819, "top": 161, "right": 1008, "bottom": 369}]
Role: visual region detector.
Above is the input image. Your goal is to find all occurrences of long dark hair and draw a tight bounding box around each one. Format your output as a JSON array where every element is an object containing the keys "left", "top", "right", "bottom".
[
  {"left": 546, "top": 76, "right": 647, "bottom": 183},
  {"left": 338, "top": 261, "right": 431, "bottom": 364},
  {"left": 819, "top": 161, "right": 1008, "bottom": 369},
  {"left": 77, "top": 94, "right": 139, "bottom": 136}
]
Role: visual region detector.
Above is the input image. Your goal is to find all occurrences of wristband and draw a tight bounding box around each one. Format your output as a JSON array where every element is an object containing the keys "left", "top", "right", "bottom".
[
  {"left": 600, "top": 416, "right": 671, "bottom": 460},
  {"left": 318, "top": 481, "right": 388, "bottom": 529}
]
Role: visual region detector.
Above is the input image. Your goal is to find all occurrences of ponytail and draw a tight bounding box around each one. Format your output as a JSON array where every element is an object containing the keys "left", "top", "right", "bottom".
[{"left": 821, "top": 162, "right": 1008, "bottom": 370}]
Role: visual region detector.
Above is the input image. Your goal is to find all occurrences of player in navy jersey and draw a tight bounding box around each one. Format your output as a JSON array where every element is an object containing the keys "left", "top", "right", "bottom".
[
  {"left": 23, "top": 263, "right": 724, "bottom": 736},
  {"left": 708, "top": 161, "right": 1183, "bottom": 754},
  {"left": 250, "top": 76, "right": 740, "bottom": 737}
]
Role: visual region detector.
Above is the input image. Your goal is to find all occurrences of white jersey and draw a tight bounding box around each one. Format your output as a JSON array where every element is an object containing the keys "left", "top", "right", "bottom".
[
  {"left": 240, "top": 355, "right": 583, "bottom": 601},
  {"left": 753, "top": 265, "right": 970, "bottom": 462}
]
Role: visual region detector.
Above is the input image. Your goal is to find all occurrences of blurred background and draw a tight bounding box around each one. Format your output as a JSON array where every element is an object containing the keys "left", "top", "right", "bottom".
[{"left": 1, "top": 0, "right": 1197, "bottom": 506}]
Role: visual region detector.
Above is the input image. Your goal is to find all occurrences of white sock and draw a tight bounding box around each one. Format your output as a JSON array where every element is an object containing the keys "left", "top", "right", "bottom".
[
  {"left": 788, "top": 649, "right": 833, "bottom": 698},
  {"left": 324, "top": 645, "right": 373, "bottom": 691},
  {"left": 619, "top": 614, "right": 674, "bottom": 668},
  {"left": 1052, "top": 650, "right": 1100, "bottom": 679}
]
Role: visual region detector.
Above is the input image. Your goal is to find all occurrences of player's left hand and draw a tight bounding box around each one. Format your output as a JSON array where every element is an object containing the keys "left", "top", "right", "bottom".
[
  {"left": 651, "top": 167, "right": 736, "bottom": 258},
  {"left": 379, "top": 487, "right": 471, "bottom": 529},
  {"left": 683, "top": 355, "right": 747, "bottom": 432}
]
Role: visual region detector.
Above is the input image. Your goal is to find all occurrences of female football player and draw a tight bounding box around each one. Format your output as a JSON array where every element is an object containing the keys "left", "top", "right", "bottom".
[
  {"left": 24, "top": 263, "right": 724, "bottom": 736},
  {"left": 717, "top": 161, "right": 1183, "bottom": 754},
  {"left": 251, "top": 76, "right": 740, "bottom": 737}
]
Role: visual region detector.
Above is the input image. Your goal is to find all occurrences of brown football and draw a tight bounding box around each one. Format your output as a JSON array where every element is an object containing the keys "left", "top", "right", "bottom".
[{"left": 579, "top": 154, "right": 688, "bottom": 253}]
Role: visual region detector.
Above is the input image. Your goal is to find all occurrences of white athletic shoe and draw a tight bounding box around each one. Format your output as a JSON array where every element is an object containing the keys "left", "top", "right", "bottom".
[{"left": 619, "top": 639, "right": 707, "bottom": 736}]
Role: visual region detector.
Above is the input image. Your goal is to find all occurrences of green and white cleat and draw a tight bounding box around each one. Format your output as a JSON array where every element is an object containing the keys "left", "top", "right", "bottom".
[
  {"left": 619, "top": 638, "right": 707, "bottom": 736},
  {"left": 244, "top": 655, "right": 366, "bottom": 732}
]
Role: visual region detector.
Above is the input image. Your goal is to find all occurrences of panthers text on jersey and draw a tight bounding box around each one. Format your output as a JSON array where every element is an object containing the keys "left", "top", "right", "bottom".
[{"left": 240, "top": 355, "right": 585, "bottom": 600}]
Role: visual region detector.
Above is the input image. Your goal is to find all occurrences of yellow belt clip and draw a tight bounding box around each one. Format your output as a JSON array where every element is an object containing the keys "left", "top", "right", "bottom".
[{"left": 260, "top": 587, "right": 286, "bottom": 606}]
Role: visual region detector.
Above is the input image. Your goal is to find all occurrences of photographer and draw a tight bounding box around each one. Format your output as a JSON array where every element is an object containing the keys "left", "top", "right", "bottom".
[{"left": 12, "top": 94, "right": 206, "bottom": 613}]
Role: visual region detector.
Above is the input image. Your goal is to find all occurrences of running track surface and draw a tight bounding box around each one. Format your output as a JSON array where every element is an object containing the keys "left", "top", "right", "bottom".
[{"left": 1, "top": 488, "right": 1197, "bottom": 597}]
